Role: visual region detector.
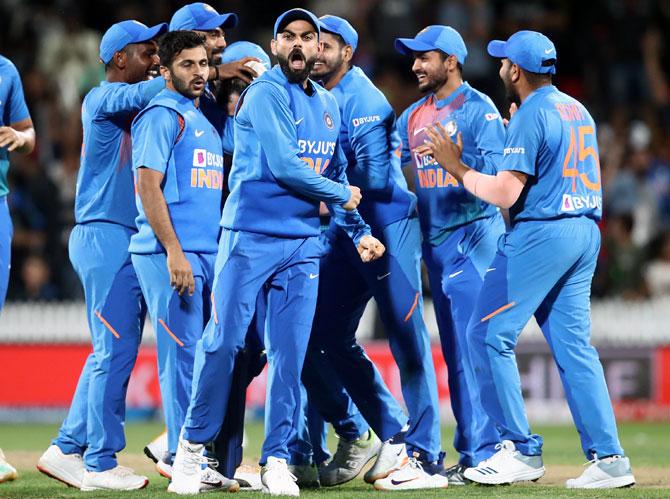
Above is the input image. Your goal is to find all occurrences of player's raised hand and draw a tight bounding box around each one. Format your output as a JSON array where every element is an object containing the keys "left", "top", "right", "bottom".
[
  {"left": 503, "top": 103, "right": 518, "bottom": 126},
  {"left": 420, "top": 123, "right": 463, "bottom": 175},
  {"left": 0, "top": 126, "right": 27, "bottom": 152},
  {"left": 215, "top": 57, "right": 260, "bottom": 84},
  {"left": 342, "top": 185, "right": 362, "bottom": 211},
  {"left": 167, "top": 249, "right": 195, "bottom": 296},
  {"left": 357, "top": 235, "right": 386, "bottom": 263}
]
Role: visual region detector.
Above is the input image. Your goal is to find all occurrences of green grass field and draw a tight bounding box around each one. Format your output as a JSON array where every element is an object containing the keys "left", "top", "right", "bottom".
[{"left": 0, "top": 421, "right": 668, "bottom": 498}]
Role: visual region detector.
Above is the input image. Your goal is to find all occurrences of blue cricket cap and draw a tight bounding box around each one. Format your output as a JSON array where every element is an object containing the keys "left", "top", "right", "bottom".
[
  {"left": 169, "top": 3, "right": 238, "bottom": 31},
  {"left": 318, "top": 15, "right": 358, "bottom": 52},
  {"left": 274, "top": 8, "right": 320, "bottom": 38},
  {"left": 487, "top": 30, "right": 556, "bottom": 74},
  {"left": 395, "top": 25, "right": 467, "bottom": 64},
  {"left": 99, "top": 20, "right": 168, "bottom": 64},
  {"left": 222, "top": 41, "right": 272, "bottom": 71}
]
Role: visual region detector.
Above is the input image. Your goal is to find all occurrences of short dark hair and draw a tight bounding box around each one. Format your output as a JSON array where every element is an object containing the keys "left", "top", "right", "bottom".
[
  {"left": 438, "top": 51, "right": 463, "bottom": 73},
  {"left": 158, "top": 30, "right": 206, "bottom": 67},
  {"left": 521, "top": 68, "right": 552, "bottom": 87}
]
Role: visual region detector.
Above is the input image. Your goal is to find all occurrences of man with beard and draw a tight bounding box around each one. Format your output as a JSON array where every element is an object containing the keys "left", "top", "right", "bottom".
[
  {"left": 170, "top": 9, "right": 386, "bottom": 496},
  {"left": 420, "top": 30, "right": 636, "bottom": 489},
  {"left": 36, "top": 20, "right": 167, "bottom": 491},
  {"left": 299, "top": 15, "right": 446, "bottom": 490},
  {"left": 394, "top": 25, "right": 505, "bottom": 485},
  {"left": 129, "top": 30, "right": 237, "bottom": 493},
  {"left": 169, "top": 2, "right": 259, "bottom": 144}
]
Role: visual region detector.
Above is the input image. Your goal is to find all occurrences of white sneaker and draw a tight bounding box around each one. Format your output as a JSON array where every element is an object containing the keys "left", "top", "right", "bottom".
[
  {"left": 0, "top": 449, "right": 18, "bottom": 483},
  {"left": 80, "top": 465, "right": 148, "bottom": 491},
  {"left": 157, "top": 458, "right": 237, "bottom": 492},
  {"left": 288, "top": 464, "right": 320, "bottom": 488},
  {"left": 37, "top": 444, "right": 85, "bottom": 488},
  {"left": 168, "top": 438, "right": 208, "bottom": 495},
  {"left": 463, "top": 440, "right": 545, "bottom": 485},
  {"left": 261, "top": 457, "right": 299, "bottom": 497},
  {"left": 566, "top": 455, "right": 635, "bottom": 489},
  {"left": 144, "top": 430, "right": 168, "bottom": 464},
  {"left": 363, "top": 440, "right": 407, "bottom": 483},
  {"left": 319, "top": 429, "right": 381, "bottom": 486},
  {"left": 235, "top": 464, "right": 262, "bottom": 491},
  {"left": 374, "top": 455, "right": 448, "bottom": 490}
]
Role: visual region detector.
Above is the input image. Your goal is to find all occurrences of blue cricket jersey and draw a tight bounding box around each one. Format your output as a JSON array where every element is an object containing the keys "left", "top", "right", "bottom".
[
  {"left": 500, "top": 85, "right": 602, "bottom": 224},
  {"left": 398, "top": 82, "right": 505, "bottom": 245},
  {"left": 75, "top": 76, "right": 165, "bottom": 229},
  {"left": 0, "top": 55, "right": 31, "bottom": 197},
  {"left": 130, "top": 88, "right": 224, "bottom": 254},
  {"left": 330, "top": 66, "right": 416, "bottom": 230},
  {"left": 223, "top": 65, "right": 370, "bottom": 244}
]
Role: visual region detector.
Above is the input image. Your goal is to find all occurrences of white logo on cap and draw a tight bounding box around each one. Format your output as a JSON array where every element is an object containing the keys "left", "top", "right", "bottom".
[
  {"left": 544, "top": 48, "right": 554, "bottom": 54},
  {"left": 203, "top": 3, "right": 217, "bottom": 13}
]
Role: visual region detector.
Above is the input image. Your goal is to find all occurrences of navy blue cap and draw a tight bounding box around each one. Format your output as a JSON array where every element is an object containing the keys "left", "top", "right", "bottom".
[
  {"left": 318, "top": 15, "right": 358, "bottom": 52},
  {"left": 169, "top": 3, "right": 238, "bottom": 31},
  {"left": 274, "top": 8, "right": 320, "bottom": 38},
  {"left": 99, "top": 20, "right": 168, "bottom": 64},
  {"left": 487, "top": 30, "right": 556, "bottom": 74},
  {"left": 395, "top": 25, "right": 467, "bottom": 63},
  {"left": 222, "top": 41, "right": 272, "bottom": 71}
]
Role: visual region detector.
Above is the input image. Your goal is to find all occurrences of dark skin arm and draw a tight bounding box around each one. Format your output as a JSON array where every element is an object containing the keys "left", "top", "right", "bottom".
[
  {"left": 0, "top": 117, "right": 35, "bottom": 153},
  {"left": 209, "top": 56, "right": 260, "bottom": 85},
  {"left": 136, "top": 168, "right": 195, "bottom": 296}
]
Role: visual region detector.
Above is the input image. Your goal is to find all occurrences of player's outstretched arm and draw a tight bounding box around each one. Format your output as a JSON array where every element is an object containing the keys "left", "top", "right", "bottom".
[{"left": 419, "top": 123, "right": 526, "bottom": 209}]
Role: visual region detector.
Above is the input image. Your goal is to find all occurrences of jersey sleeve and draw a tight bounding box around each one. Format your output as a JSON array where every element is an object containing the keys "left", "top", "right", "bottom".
[
  {"left": 5, "top": 62, "right": 30, "bottom": 124},
  {"left": 97, "top": 77, "right": 165, "bottom": 117},
  {"left": 131, "top": 106, "right": 180, "bottom": 174},
  {"left": 345, "top": 95, "right": 393, "bottom": 191},
  {"left": 241, "top": 82, "right": 350, "bottom": 204},
  {"left": 326, "top": 142, "right": 372, "bottom": 244},
  {"left": 222, "top": 114, "right": 235, "bottom": 155},
  {"left": 397, "top": 107, "right": 412, "bottom": 166},
  {"left": 499, "top": 108, "right": 543, "bottom": 176},
  {"left": 469, "top": 99, "right": 506, "bottom": 175}
]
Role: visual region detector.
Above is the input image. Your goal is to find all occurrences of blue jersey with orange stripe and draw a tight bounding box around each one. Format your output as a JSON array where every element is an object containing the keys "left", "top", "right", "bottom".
[
  {"left": 0, "top": 55, "right": 31, "bottom": 197},
  {"left": 223, "top": 65, "right": 370, "bottom": 244},
  {"left": 329, "top": 66, "right": 416, "bottom": 229},
  {"left": 397, "top": 82, "right": 504, "bottom": 245},
  {"left": 130, "top": 88, "right": 223, "bottom": 254},
  {"left": 75, "top": 77, "right": 165, "bottom": 229},
  {"left": 500, "top": 85, "right": 602, "bottom": 224}
]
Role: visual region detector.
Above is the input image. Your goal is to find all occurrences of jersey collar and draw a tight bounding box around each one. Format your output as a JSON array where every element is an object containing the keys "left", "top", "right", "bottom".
[{"left": 433, "top": 81, "right": 470, "bottom": 109}]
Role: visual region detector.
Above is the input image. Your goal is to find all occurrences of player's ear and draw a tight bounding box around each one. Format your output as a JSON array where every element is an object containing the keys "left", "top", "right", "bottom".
[
  {"left": 270, "top": 38, "right": 278, "bottom": 57},
  {"left": 160, "top": 65, "right": 171, "bottom": 82},
  {"left": 510, "top": 63, "right": 521, "bottom": 83},
  {"left": 343, "top": 45, "right": 353, "bottom": 63},
  {"left": 114, "top": 50, "right": 126, "bottom": 70}
]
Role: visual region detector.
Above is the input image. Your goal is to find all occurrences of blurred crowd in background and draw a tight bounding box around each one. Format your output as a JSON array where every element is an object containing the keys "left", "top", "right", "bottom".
[{"left": 1, "top": 0, "right": 669, "bottom": 303}]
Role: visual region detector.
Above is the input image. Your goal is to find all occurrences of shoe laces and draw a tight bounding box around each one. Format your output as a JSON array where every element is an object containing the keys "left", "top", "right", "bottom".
[
  {"left": 406, "top": 456, "right": 424, "bottom": 472},
  {"left": 479, "top": 441, "right": 515, "bottom": 468},
  {"left": 582, "top": 454, "right": 621, "bottom": 467}
]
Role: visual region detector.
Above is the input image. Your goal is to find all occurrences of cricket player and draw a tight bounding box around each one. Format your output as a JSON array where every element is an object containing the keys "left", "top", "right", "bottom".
[
  {"left": 0, "top": 54, "right": 35, "bottom": 312},
  {"left": 169, "top": 9, "right": 385, "bottom": 496},
  {"left": 299, "top": 15, "right": 446, "bottom": 490},
  {"left": 130, "top": 30, "right": 237, "bottom": 493},
  {"left": 36, "top": 20, "right": 166, "bottom": 491},
  {"left": 169, "top": 3, "right": 259, "bottom": 142},
  {"left": 420, "top": 30, "right": 636, "bottom": 489},
  {"left": 393, "top": 25, "right": 506, "bottom": 484}
]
